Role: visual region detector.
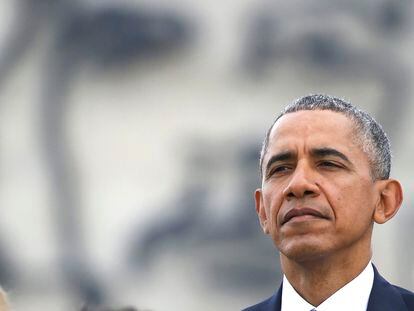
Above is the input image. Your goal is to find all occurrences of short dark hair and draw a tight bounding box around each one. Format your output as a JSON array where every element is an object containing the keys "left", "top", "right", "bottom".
[{"left": 259, "top": 94, "right": 391, "bottom": 180}]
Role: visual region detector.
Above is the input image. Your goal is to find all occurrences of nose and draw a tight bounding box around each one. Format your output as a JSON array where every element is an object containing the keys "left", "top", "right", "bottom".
[{"left": 282, "top": 162, "right": 320, "bottom": 200}]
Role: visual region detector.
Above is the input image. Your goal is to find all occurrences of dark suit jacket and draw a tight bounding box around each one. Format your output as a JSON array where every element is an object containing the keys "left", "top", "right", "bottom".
[{"left": 242, "top": 265, "right": 414, "bottom": 311}]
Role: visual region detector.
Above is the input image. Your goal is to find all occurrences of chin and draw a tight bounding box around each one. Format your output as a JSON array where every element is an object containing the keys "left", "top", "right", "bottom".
[{"left": 277, "top": 238, "right": 332, "bottom": 263}]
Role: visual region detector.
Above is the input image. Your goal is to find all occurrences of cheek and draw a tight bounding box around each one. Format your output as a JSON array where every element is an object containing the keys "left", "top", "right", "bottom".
[
  {"left": 262, "top": 187, "right": 284, "bottom": 228},
  {"left": 331, "top": 183, "right": 376, "bottom": 223}
]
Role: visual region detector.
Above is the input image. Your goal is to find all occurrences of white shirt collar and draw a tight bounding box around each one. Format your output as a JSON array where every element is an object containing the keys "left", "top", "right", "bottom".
[{"left": 281, "top": 261, "right": 374, "bottom": 311}]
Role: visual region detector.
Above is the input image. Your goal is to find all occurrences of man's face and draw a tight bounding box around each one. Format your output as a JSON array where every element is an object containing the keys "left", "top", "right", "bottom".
[{"left": 256, "top": 110, "right": 380, "bottom": 262}]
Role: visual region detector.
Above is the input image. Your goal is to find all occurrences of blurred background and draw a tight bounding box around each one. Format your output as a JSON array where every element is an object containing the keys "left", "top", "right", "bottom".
[{"left": 0, "top": 0, "right": 413, "bottom": 310}]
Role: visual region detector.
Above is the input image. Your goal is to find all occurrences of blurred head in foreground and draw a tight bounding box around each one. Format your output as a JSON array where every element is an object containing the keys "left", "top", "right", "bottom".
[{"left": 0, "top": 288, "right": 9, "bottom": 311}]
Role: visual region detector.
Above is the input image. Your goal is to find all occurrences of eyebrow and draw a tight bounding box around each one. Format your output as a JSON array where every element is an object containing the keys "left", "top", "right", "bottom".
[
  {"left": 265, "top": 151, "right": 295, "bottom": 174},
  {"left": 264, "top": 147, "right": 352, "bottom": 175},
  {"left": 311, "top": 147, "right": 352, "bottom": 164}
]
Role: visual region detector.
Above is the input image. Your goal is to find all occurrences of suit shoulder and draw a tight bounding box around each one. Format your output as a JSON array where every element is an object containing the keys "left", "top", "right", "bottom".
[
  {"left": 242, "top": 297, "right": 272, "bottom": 311},
  {"left": 242, "top": 289, "right": 281, "bottom": 311},
  {"left": 394, "top": 285, "right": 414, "bottom": 308}
]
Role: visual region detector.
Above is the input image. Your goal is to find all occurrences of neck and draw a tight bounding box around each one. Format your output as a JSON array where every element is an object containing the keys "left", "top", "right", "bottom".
[{"left": 281, "top": 241, "right": 372, "bottom": 306}]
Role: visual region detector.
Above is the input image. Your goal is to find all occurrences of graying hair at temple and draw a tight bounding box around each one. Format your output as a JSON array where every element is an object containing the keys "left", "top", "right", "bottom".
[{"left": 259, "top": 94, "right": 391, "bottom": 180}]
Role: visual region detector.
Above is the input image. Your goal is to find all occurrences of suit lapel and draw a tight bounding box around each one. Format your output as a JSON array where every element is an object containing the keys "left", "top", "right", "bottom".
[
  {"left": 269, "top": 283, "right": 282, "bottom": 311},
  {"left": 254, "top": 283, "right": 282, "bottom": 311},
  {"left": 367, "top": 265, "right": 407, "bottom": 311}
]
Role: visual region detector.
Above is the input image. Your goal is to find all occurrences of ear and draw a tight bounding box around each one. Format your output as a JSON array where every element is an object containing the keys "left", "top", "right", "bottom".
[
  {"left": 373, "top": 179, "right": 403, "bottom": 224},
  {"left": 255, "top": 189, "right": 270, "bottom": 234}
]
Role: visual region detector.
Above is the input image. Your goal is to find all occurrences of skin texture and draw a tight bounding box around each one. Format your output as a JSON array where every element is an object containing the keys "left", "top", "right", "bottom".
[{"left": 255, "top": 110, "right": 403, "bottom": 306}]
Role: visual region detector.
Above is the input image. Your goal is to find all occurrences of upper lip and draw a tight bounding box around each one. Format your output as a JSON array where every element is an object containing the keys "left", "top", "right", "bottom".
[{"left": 282, "top": 207, "right": 327, "bottom": 225}]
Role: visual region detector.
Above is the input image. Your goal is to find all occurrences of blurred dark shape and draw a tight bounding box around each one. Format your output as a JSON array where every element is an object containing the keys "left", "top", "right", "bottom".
[
  {"left": 243, "top": 1, "right": 411, "bottom": 74},
  {"left": 127, "top": 141, "right": 281, "bottom": 291},
  {"left": 128, "top": 186, "right": 210, "bottom": 268},
  {"left": 243, "top": 10, "right": 278, "bottom": 76},
  {"left": 376, "top": 0, "right": 409, "bottom": 32},
  {"left": 80, "top": 305, "right": 137, "bottom": 311},
  {"left": 0, "top": 0, "right": 192, "bottom": 306},
  {"left": 302, "top": 33, "right": 349, "bottom": 68},
  {"left": 242, "top": 0, "right": 411, "bottom": 146},
  {"left": 0, "top": 240, "right": 15, "bottom": 289},
  {"left": 55, "top": 6, "right": 192, "bottom": 68},
  {"left": 0, "top": 0, "right": 52, "bottom": 86},
  {"left": 62, "top": 259, "right": 105, "bottom": 307},
  {"left": 0, "top": 0, "right": 61, "bottom": 292},
  {"left": 41, "top": 43, "right": 104, "bottom": 306},
  {"left": 43, "top": 4, "right": 191, "bottom": 305}
]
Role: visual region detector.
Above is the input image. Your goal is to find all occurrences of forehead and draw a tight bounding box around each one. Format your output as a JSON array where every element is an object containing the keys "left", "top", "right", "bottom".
[{"left": 266, "top": 110, "right": 364, "bottom": 158}]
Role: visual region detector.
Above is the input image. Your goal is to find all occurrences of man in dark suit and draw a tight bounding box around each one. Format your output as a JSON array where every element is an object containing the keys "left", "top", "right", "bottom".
[{"left": 244, "top": 94, "right": 414, "bottom": 310}]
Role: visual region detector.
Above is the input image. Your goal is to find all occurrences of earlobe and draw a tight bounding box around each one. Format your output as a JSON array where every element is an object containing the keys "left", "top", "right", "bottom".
[
  {"left": 373, "top": 179, "right": 403, "bottom": 224},
  {"left": 255, "top": 189, "right": 269, "bottom": 234}
]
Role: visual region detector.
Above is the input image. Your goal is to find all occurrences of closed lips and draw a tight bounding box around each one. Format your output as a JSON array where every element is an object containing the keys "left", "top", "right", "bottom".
[{"left": 282, "top": 208, "right": 328, "bottom": 224}]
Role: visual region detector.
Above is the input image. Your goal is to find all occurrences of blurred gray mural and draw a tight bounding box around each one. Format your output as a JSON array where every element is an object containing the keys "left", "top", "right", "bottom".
[{"left": 0, "top": 0, "right": 413, "bottom": 310}]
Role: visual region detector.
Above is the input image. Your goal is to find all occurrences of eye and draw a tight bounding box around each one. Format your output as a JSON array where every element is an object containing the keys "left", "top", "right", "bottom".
[
  {"left": 318, "top": 161, "right": 342, "bottom": 169},
  {"left": 268, "top": 165, "right": 292, "bottom": 177}
]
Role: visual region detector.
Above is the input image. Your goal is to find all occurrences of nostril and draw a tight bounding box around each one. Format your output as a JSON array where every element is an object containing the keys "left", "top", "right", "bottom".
[
  {"left": 287, "top": 192, "right": 295, "bottom": 198},
  {"left": 304, "top": 190, "right": 315, "bottom": 196}
]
